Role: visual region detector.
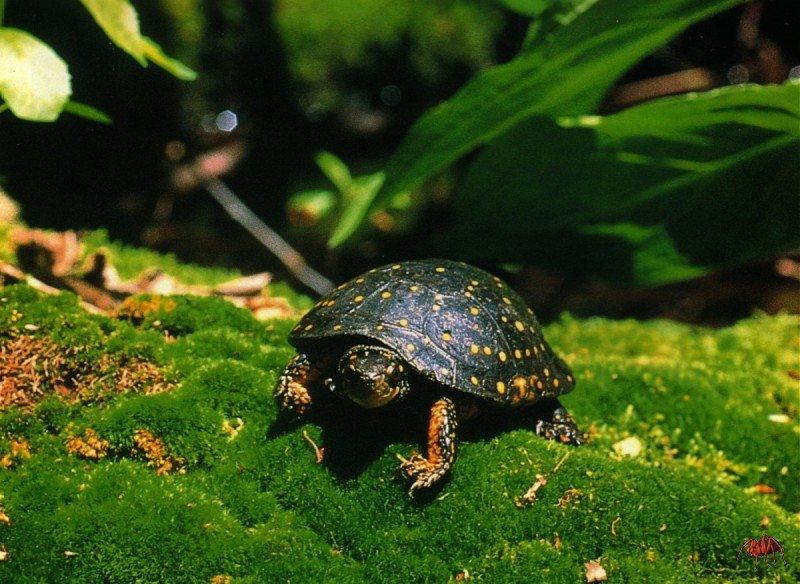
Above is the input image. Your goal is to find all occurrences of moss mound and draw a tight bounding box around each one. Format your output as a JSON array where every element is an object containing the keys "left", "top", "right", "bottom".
[{"left": 0, "top": 269, "right": 798, "bottom": 581}]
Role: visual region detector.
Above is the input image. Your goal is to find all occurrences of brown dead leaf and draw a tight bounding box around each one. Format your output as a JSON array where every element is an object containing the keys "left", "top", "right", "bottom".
[
  {"left": 753, "top": 484, "right": 776, "bottom": 494},
  {"left": 66, "top": 429, "right": 110, "bottom": 460},
  {"left": 584, "top": 560, "right": 607, "bottom": 583},
  {"left": 557, "top": 488, "right": 583, "bottom": 509},
  {"left": 242, "top": 293, "right": 295, "bottom": 320},
  {"left": 132, "top": 429, "right": 184, "bottom": 475}
]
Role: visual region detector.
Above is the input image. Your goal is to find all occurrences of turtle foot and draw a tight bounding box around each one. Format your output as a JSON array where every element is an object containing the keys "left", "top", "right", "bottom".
[{"left": 534, "top": 403, "right": 584, "bottom": 446}]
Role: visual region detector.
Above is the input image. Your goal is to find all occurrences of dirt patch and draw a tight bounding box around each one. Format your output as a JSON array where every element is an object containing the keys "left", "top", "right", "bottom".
[{"left": 0, "top": 334, "right": 174, "bottom": 410}]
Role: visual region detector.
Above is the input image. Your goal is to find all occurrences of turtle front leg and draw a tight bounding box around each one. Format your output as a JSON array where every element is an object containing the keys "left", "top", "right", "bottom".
[
  {"left": 274, "top": 353, "right": 323, "bottom": 416},
  {"left": 399, "top": 396, "right": 459, "bottom": 494},
  {"left": 533, "top": 398, "right": 584, "bottom": 446}
]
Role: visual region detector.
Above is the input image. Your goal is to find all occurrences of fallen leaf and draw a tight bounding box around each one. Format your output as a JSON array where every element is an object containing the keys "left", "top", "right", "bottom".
[
  {"left": 753, "top": 484, "right": 776, "bottom": 494},
  {"left": 585, "top": 560, "right": 607, "bottom": 582},
  {"left": 214, "top": 272, "right": 272, "bottom": 296}
]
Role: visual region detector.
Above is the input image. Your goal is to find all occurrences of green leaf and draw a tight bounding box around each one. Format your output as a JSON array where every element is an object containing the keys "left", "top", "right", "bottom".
[
  {"left": 330, "top": 0, "right": 744, "bottom": 246},
  {"left": 79, "top": 0, "right": 147, "bottom": 65},
  {"left": 79, "top": 1, "right": 197, "bottom": 79},
  {"left": 452, "top": 82, "right": 800, "bottom": 282},
  {"left": 140, "top": 37, "right": 198, "bottom": 81},
  {"left": 579, "top": 223, "right": 709, "bottom": 285},
  {"left": 0, "top": 28, "right": 71, "bottom": 121},
  {"left": 328, "top": 172, "right": 385, "bottom": 248},
  {"left": 62, "top": 100, "right": 112, "bottom": 124},
  {"left": 315, "top": 151, "right": 352, "bottom": 194}
]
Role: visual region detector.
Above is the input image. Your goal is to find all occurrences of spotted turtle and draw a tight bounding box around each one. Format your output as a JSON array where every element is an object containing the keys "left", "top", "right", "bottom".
[{"left": 275, "top": 259, "right": 583, "bottom": 493}]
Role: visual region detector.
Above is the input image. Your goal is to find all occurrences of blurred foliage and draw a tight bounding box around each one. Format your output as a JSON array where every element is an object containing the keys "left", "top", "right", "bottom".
[
  {"left": 326, "top": 0, "right": 800, "bottom": 286},
  {"left": 0, "top": 0, "right": 194, "bottom": 122},
  {"left": 274, "top": 0, "right": 505, "bottom": 116}
]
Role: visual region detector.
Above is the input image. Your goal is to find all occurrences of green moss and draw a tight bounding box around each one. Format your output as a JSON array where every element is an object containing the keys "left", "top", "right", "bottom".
[{"left": 0, "top": 279, "right": 798, "bottom": 582}]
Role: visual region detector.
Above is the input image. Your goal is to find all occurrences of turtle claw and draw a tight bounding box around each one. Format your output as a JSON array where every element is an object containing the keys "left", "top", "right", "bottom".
[{"left": 399, "top": 453, "right": 446, "bottom": 495}]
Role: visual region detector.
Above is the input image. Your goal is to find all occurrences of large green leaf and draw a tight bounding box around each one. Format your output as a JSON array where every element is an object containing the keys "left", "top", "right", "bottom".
[
  {"left": 0, "top": 28, "right": 71, "bottom": 121},
  {"left": 450, "top": 82, "right": 800, "bottom": 282},
  {"left": 328, "top": 0, "right": 744, "bottom": 246}
]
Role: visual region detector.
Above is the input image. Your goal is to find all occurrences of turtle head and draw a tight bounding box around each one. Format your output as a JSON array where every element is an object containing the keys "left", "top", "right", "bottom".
[{"left": 337, "top": 344, "right": 410, "bottom": 408}]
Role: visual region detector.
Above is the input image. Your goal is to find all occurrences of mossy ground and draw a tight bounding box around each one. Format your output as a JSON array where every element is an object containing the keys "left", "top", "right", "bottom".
[{"left": 0, "top": 242, "right": 798, "bottom": 582}]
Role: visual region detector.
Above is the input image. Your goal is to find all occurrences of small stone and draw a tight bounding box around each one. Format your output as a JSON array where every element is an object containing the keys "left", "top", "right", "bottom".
[{"left": 613, "top": 436, "right": 642, "bottom": 458}]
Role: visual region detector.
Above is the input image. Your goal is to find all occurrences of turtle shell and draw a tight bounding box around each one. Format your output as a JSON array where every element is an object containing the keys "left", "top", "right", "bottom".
[{"left": 289, "top": 259, "right": 574, "bottom": 406}]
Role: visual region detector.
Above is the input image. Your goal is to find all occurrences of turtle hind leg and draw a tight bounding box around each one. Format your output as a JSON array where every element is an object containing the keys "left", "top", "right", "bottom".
[
  {"left": 399, "top": 396, "right": 459, "bottom": 494},
  {"left": 532, "top": 398, "right": 584, "bottom": 446},
  {"left": 274, "top": 353, "right": 323, "bottom": 416}
]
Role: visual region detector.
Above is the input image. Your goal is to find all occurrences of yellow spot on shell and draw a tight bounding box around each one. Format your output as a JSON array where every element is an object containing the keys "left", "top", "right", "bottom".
[
  {"left": 410, "top": 285, "right": 419, "bottom": 292},
  {"left": 398, "top": 364, "right": 404, "bottom": 372},
  {"left": 514, "top": 349, "right": 522, "bottom": 359},
  {"left": 544, "top": 368, "right": 550, "bottom": 377},
  {"left": 536, "top": 380, "right": 544, "bottom": 390},
  {"left": 533, "top": 346, "right": 539, "bottom": 355},
  {"left": 435, "top": 266, "right": 446, "bottom": 273},
  {"left": 337, "top": 284, "right": 347, "bottom": 290},
  {"left": 514, "top": 321, "right": 525, "bottom": 331},
  {"left": 471, "top": 376, "right": 479, "bottom": 385},
  {"left": 525, "top": 348, "right": 531, "bottom": 357},
  {"left": 498, "top": 351, "right": 507, "bottom": 362},
  {"left": 483, "top": 346, "right": 492, "bottom": 356},
  {"left": 553, "top": 378, "right": 560, "bottom": 388},
  {"left": 333, "top": 324, "right": 342, "bottom": 330},
  {"left": 356, "top": 278, "right": 365, "bottom": 283},
  {"left": 376, "top": 325, "right": 384, "bottom": 331},
  {"left": 501, "top": 316, "right": 508, "bottom": 323},
  {"left": 496, "top": 282, "right": 504, "bottom": 288},
  {"left": 464, "top": 291, "right": 473, "bottom": 298},
  {"left": 406, "top": 343, "right": 415, "bottom": 352},
  {"left": 398, "top": 318, "right": 409, "bottom": 327},
  {"left": 502, "top": 297, "right": 512, "bottom": 305},
  {"left": 466, "top": 285, "right": 474, "bottom": 291},
  {"left": 470, "top": 344, "right": 479, "bottom": 355},
  {"left": 539, "top": 343, "right": 546, "bottom": 352},
  {"left": 441, "top": 368, "right": 450, "bottom": 376},
  {"left": 432, "top": 304, "right": 442, "bottom": 312},
  {"left": 354, "top": 295, "right": 364, "bottom": 303},
  {"left": 471, "top": 280, "right": 479, "bottom": 286},
  {"left": 442, "top": 332, "right": 452, "bottom": 342},
  {"left": 381, "top": 291, "right": 392, "bottom": 299},
  {"left": 496, "top": 381, "right": 506, "bottom": 394},
  {"left": 470, "top": 307, "right": 479, "bottom": 315},
  {"left": 392, "top": 264, "right": 401, "bottom": 270},
  {"left": 567, "top": 375, "right": 573, "bottom": 382}
]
